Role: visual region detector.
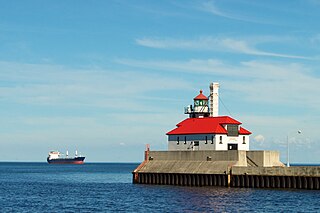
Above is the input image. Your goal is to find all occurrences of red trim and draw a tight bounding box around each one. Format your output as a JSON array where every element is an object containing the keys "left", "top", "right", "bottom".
[
  {"left": 239, "top": 127, "right": 251, "bottom": 134},
  {"left": 194, "top": 90, "right": 208, "bottom": 100},
  {"left": 167, "top": 116, "right": 251, "bottom": 135}
]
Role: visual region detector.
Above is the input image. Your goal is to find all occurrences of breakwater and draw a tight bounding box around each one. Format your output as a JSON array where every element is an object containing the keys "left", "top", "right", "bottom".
[{"left": 132, "top": 150, "right": 320, "bottom": 190}]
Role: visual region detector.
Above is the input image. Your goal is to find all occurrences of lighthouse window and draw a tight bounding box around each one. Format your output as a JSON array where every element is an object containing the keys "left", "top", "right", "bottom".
[
  {"left": 195, "top": 100, "right": 200, "bottom": 106},
  {"left": 184, "top": 136, "right": 187, "bottom": 144},
  {"left": 243, "top": 136, "right": 246, "bottom": 144},
  {"left": 211, "top": 135, "right": 214, "bottom": 144},
  {"left": 219, "top": 136, "right": 223, "bottom": 144},
  {"left": 177, "top": 137, "right": 179, "bottom": 145},
  {"left": 227, "top": 125, "right": 239, "bottom": 137}
]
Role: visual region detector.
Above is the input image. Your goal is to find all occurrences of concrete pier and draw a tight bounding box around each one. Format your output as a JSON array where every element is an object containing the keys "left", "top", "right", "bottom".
[{"left": 132, "top": 150, "right": 320, "bottom": 190}]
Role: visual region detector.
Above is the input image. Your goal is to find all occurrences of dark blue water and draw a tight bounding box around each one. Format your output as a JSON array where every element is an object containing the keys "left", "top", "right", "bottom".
[{"left": 1, "top": 163, "right": 320, "bottom": 212}]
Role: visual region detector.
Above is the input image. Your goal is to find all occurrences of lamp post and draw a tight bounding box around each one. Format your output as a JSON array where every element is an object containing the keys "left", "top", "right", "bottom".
[{"left": 287, "top": 130, "right": 302, "bottom": 167}]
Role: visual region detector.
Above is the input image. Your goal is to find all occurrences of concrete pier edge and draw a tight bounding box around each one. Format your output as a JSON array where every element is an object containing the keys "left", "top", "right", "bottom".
[{"left": 133, "top": 150, "right": 320, "bottom": 190}]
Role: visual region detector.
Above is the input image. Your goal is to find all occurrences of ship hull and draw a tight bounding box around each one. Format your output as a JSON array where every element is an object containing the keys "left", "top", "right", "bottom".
[{"left": 47, "top": 157, "right": 85, "bottom": 164}]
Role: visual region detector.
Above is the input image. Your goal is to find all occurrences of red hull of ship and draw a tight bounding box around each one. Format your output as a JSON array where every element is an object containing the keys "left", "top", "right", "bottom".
[{"left": 48, "top": 161, "right": 84, "bottom": 164}]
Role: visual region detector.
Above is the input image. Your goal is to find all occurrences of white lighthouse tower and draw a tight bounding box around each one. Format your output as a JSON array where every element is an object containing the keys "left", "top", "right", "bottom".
[{"left": 210, "top": 82, "right": 219, "bottom": 117}]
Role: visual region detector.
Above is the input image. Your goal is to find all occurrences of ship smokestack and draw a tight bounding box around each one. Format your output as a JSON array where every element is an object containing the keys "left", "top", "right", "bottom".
[{"left": 209, "top": 82, "right": 219, "bottom": 117}]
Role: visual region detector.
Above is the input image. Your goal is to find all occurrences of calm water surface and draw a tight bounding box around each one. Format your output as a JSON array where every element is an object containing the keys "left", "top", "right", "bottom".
[{"left": 0, "top": 162, "right": 319, "bottom": 212}]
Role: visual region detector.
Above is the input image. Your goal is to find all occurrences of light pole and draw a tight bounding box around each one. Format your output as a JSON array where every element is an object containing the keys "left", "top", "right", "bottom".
[{"left": 287, "top": 130, "right": 302, "bottom": 167}]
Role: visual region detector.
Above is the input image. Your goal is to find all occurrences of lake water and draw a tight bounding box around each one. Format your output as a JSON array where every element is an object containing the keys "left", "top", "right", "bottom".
[{"left": 0, "top": 162, "right": 319, "bottom": 212}]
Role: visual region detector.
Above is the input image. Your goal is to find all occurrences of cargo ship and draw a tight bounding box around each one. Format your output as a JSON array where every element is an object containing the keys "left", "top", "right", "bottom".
[{"left": 47, "top": 150, "right": 85, "bottom": 164}]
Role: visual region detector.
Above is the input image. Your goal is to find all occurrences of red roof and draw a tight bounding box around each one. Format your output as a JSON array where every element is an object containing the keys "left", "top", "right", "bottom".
[
  {"left": 166, "top": 116, "right": 251, "bottom": 135},
  {"left": 194, "top": 90, "right": 208, "bottom": 100}
]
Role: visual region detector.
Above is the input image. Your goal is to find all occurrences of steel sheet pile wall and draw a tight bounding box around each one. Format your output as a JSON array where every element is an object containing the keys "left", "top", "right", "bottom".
[
  {"left": 230, "top": 166, "right": 320, "bottom": 190},
  {"left": 230, "top": 175, "right": 320, "bottom": 190},
  {"left": 136, "top": 173, "right": 229, "bottom": 187},
  {"left": 133, "top": 172, "right": 320, "bottom": 190}
]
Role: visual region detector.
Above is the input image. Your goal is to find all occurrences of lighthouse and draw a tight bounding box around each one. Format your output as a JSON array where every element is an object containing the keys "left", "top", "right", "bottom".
[
  {"left": 184, "top": 90, "right": 210, "bottom": 118},
  {"left": 133, "top": 82, "right": 289, "bottom": 188},
  {"left": 167, "top": 82, "right": 251, "bottom": 151},
  {"left": 184, "top": 83, "right": 220, "bottom": 118}
]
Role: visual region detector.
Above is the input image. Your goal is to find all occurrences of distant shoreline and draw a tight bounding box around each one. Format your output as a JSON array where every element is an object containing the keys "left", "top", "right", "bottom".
[
  {"left": 0, "top": 162, "right": 319, "bottom": 166},
  {"left": 0, "top": 161, "right": 141, "bottom": 164}
]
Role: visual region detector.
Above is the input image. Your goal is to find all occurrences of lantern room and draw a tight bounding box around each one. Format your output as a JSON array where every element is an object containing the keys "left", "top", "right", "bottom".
[{"left": 184, "top": 90, "right": 210, "bottom": 118}]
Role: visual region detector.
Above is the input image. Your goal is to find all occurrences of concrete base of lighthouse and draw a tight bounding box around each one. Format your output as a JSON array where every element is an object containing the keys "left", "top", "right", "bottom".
[
  {"left": 134, "top": 150, "right": 284, "bottom": 175},
  {"left": 133, "top": 150, "right": 285, "bottom": 186}
]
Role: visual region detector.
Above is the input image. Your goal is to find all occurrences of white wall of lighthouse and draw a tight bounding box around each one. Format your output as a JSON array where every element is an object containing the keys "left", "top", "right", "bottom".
[{"left": 168, "top": 134, "right": 249, "bottom": 151}]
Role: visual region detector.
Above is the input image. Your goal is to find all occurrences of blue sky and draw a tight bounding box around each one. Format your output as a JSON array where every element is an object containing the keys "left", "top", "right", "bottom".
[{"left": 0, "top": 0, "right": 319, "bottom": 163}]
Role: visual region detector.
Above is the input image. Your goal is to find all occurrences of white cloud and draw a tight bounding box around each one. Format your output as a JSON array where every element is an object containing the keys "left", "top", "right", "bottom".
[
  {"left": 197, "top": 1, "right": 292, "bottom": 26},
  {"left": 0, "top": 59, "right": 319, "bottom": 161},
  {"left": 200, "top": 1, "right": 253, "bottom": 22},
  {"left": 136, "top": 37, "right": 220, "bottom": 50},
  {"left": 136, "top": 37, "right": 311, "bottom": 59},
  {"left": 221, "top": 38, "right": 310, "bottom": 59},
  {"left": 115, "top": 57, "right": 319, "bottom": 162},
  {"left": 254, "top": 134, "right": 265, "bottom": 143},
  {"left": 0, "top": 61, "right": 191, "bottom": 110},
  {"left": 0, "top": 60, "right": 190, "bottom": 158},
  {"left": 116, "top": 58, "right": 225, "bottom": 76},
  {"left": 251, "top": 134, "right": 266, "bottom": 149},
  {"left": 117, "top": 58, "right": 320, "bottom": 109},
  {"left": 115, "top": 56, "right": 320, "bottom": 162}
]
